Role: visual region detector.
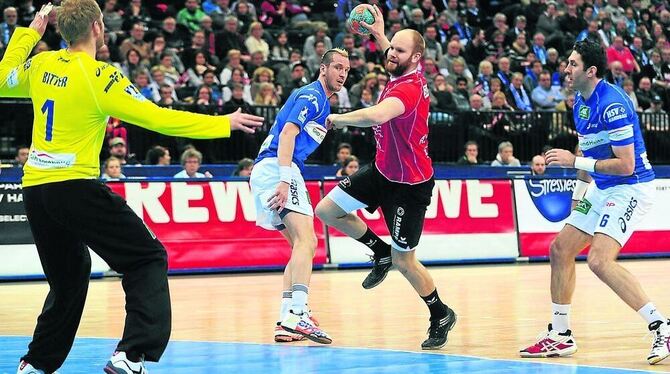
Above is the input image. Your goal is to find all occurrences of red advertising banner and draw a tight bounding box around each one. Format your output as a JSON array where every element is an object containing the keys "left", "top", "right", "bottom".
[
  {"left": 323, "top": 179, "right": 516, "bottom": 237},
  {"left": 108, "top": 181, "right": 327, "bottom": 271}
]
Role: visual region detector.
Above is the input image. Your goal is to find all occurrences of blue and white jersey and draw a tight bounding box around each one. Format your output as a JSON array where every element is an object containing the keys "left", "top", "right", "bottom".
[
  {"left": 255, "top": 81, "right": 330, "bottom": 172},
  {"left": 573, "top": 80, "right": 655, "bottom": 189}
]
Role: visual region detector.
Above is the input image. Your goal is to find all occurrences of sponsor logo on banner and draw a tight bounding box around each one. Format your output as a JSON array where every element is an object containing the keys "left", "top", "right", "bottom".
[{"left": 525, "top": 179, "right": 575, "bottom": 222}]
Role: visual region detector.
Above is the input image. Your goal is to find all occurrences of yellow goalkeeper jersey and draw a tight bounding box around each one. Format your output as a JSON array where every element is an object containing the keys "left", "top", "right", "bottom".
[{"left": 0, "top": 27, "right": 231, "bottom": 187}]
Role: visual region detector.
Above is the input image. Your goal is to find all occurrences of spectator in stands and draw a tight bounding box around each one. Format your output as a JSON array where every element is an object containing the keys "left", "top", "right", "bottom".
[
  {"left": 523, "top": 60, "right": 543, "bottom": 93},
  {"left": 496, "top": 57, "right": 512, "bottom": 89},
  {"left": 145, "top": 146, "right": 172, "bottom": 165},
  {"left": 444, "top": 0, "right": 459, "bottom": 25},
  {"left": 185, "top": 52, "right": 217, "bottom": 88},
  {"left": 102, "top": 0, "right": 124, "bottom": 39},
  {"left": 605, "top": 60, "right": 627, "bottom": 88},
  {"left": 109, "top": 137, "right": 140, "bottom": 165},
  {"left": 253, "top": 82, "right": 279, "bottom": 106},
  {"left": 545, "top": 47, "right": 560, "bottom": 73},
  {"left": 506, "top": 15, "right": 527, "bottom": 46},
  {"left": 439, "top": 40, "right": 463, "bottom": 76},
  {"left": 193, "top": 85, "right": 215, "bottom": 107},
  {"left": 349, "top": 73, "right": 377, "bottom": 108},
  {"left": 178, "top": 0, "right": 207, "bottom": 32},
  {"left": 532, "top": 71, "right": 564, "bottom": 110},
  {"left": 507, "top": 72, "right": 533, "bottom": 112},
  {"left": 207, "top": 0, "right": 233, "bottom": 24},
  {"left": 159, "top": 18, "right": 185, "bottom": 52},
  {"left": 334, "top": 143, "right": 352, "bottom": 167},
  {"left": 245, "top": 50, "right": 267, "bottom": 78},
  {"left": 132, "top": 69, "right": 154, "bottom": 101},
  {"left": 174, "top": 148, "right": 212, "bottom": 178},
  {"left": 219, "top": 49, "right": 246, "bottom": 84},
  {"left": 14, "top": 145, "right": 29, "bottom": 167},
  {"left": 636, "top": 76, "right": 655, "bottom": 111},
  {"left": 356, "top": 88, "right": 375, "bottom": 109},
  {"left": 222, "top": 66, "right": 252, "bottom": 103},
  {"left": 607, "top": 36, "right": 638, "bottom": 74},
  {"left": 250, "top": 66, "right": 274, "bottom": 97},
  {"left": 446, "top": 57, "right": 473, "bottom": 90},
  {"left": 630, "top": 36, "right": 651, "bottom": 75},
  {"left": 463, "top": 0, "right": 482, "bottom": 30},
  {"left": 245, "top": 21, "right": 269, "bottom": 60},
  {"left": 457, "top": 141, "right": 479, "bottom": 165},
  {"left": 483, "top": 77, "right": 502, "bottom": 109},
  {"left": 120, "top": 48, "right": 145, "bottom": 79},
  {"left": 598, "top": 18, "right": 616, "bottom": 48},
  {"left": 429, "top": 74, "right": 455, "bottom": 111},
  {"left": 281, "top": 61, "right": 308, "bottom": 101},
  {"left": 306, "top": 40, "right": 326, "bottom": 76},
  {"left": 1, "top": 7, "right": 17, "bottom": 47},
  {"left": 623, "top": 79, "right": 639, "bottom": 112},
  {"left": 215, "top": 16, "right": 248, "bottom": 59},
  {"left": 559, "top": 2, "right": 586, "bottom": 42},
  {"left": 233, "top": 157, "right": 254, "bottom": 176},
  {"left": 644, "top": 95, "right": 669, "bottom": 131},
  {"left": 452, "top": 77, "right": 471, "bottom": 111},
  {"left": 509, "top": 32, "right": 530, "bottom": 70},
  {"left": 336, "top": 155, "right": 360, "bottom": 177},
  {"left": 464, "top": 28, "right": 487, "bottom": 69},
  {"left": 182, "top": 31, "right": 212, "bottom": 70},
  {"left": 485, "top": 13, "right": 507, "bottom": 43},
  {"left": 120, "top": 22, "right": 151, "bottom": 63},
  {"left": 157, "top": 83, "right": 180, "bottom": 106},
  {"left": 303, "top": 26, "right": 333, "bottom": 64},
  {"left": 259, "top": 0, "right": 287, "bottom": 28},
  {"left": 101, "top": 157, "right": 126, "bottom": 180},
  {"left": 424, "top": 24, "right": 442, "bottom": 62},
  {"left": 96, "top": 44, "right": 120, "bottom": 69},
  {"left": 472, "top": 60, "right": 493, "bottom": 98},
  {"left": 530, "top": 154, "right": 546, "bottom": 175},
  {"left": 488, "top": 91, "right": 516, "bottom": 137},
  {"left": 271, "top": 30, "right": 290, "bottom": 62},
  {"left": 491, "top": 141, "right": 520, "bottom": 167},
  {"left": 122, "top": 0, "right": 152, "bottom": 32},
  {"left": 234, "top": 0, "right": 258, "bottom": 34},
  {"left": 154, "top": 52, "right": 181, "bottom": 85},
  {"left": 222, "top": 82, "right": 254, "bottom": 113},
  {"left": 536, "top": 2, "right": 561, "bottom": 50}
]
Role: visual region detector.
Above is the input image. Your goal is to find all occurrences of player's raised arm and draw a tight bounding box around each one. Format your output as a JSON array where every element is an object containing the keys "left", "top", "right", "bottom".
[
  {"left": 0, "top": 4, "right": 53, "bottom": 97},
  {"left": 357, "top": 4, "right": 390, "bottom": 55},
  {"left": 327, "top": 97, "right": 405, "bottom": 129},
  {"left": 93, "top": 65, "right": 263, "bottom": 138}
]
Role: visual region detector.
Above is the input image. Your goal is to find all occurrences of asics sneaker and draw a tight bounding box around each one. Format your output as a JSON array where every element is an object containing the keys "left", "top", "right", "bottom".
[
  {"left": 281, "top": 310, "right": 332, "bottom": 344},
  {"left": 519, "top": 324, "right": 577, "bottom": 358},
  {"left": 104, "top": 351, "right": 148, "bottom": 374},
  {"left": 647, "top": 320, "right": 670, "bottom": 365},
  {"left": 274, "top": 322, "right": 305, "bottom": 342},
  {"left": 421, "top": 307, "right": 458, "bottom": 350},
  {"left": 362, "top": 255, "right": 392, "bottom": 289}
]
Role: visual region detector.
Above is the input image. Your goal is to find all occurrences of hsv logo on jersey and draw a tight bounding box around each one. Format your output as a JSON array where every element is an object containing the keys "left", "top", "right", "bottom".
[{"left": 525, "top": 179, "right": 576, "bottom": 222}]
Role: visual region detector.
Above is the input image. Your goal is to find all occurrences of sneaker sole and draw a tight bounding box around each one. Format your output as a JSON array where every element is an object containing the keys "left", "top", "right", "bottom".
[
  {"left": 281, "top": 325, "right": 332, "bottom": 344},
  {"left": 421, "top": 311, "right": 458, "bottom": 350},
  {"left": 362, "top": 268, "right": 390, "bottom": 290},
  {"left": 274, "top": 334, "right": 305, "bottom": 343},
  {"left": 519, "top": 346, "right": 578, "bottom": 358},
  {"left": 648, "top": 353, "right": 670, "bottom": 365}
]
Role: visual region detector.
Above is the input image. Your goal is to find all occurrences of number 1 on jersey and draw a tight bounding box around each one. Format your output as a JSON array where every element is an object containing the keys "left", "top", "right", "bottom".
[{"left": 41, "top": 99, "right": 55, "bottom": 141}]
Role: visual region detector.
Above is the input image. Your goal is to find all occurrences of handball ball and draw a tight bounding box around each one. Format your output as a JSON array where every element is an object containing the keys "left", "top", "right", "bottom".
[{"left": 347, "top": 4, "right": 375, "bottom": 36}]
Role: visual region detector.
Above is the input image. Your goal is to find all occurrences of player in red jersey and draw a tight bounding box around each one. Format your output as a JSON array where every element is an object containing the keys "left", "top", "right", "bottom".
[{"left": 315, "top": 5, "right": 456, "bottom": 350}]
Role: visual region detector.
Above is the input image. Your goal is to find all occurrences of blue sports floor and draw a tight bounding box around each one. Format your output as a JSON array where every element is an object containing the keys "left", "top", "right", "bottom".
[{"left": 0, "top": 336, "right": 661, "bottom": 374}]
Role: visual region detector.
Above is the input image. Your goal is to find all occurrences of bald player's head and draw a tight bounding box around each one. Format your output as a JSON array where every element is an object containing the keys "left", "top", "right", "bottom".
[{"left": 387, "top": 29, "right": 425, "bottom": 77}]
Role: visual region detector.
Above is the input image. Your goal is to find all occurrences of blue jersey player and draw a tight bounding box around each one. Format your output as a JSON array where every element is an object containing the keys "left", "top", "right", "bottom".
[
  {"left": 521, "top": 39, "right": 670, "bottom": 364},
  {"left": 250, "top": 49, "right": 350, "bottom": 344}
]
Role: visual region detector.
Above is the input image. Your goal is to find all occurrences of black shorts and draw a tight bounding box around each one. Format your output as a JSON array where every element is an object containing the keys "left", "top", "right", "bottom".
[{"left": 336, "top": 163, "right": 434, "bottom": 250}]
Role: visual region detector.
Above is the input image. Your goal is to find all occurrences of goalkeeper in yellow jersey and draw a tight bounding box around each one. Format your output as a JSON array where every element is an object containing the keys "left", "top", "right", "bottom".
[{"left": 0, "top": 1, "right": 264, "bottom": 373}]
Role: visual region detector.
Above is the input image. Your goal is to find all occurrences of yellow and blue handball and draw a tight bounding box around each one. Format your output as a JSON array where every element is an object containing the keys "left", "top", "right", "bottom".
[{"left": 347, "top": 4, "right": 376, "bottom": 36}]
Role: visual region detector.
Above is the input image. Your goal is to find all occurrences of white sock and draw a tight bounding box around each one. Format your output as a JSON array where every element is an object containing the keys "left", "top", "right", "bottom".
[
  {"left": 552, "top": 303, "right": 571, "bottom": 333},
  {"left": 279, "top": 291, "right": 291, "bottom": 322},
  {"left": 291, "top": 284, "right": 308, "bottom": 315},
  {"left": 638, "top": 302, "right": 667, "bottom": 325}
]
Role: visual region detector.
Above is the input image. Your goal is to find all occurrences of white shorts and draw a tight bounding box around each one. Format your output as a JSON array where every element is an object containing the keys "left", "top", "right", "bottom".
[
  {"left": 566, "top": 180, "right": 655, "bottom": 246},
  {"left": 249, "top": 157, "right": 313, "bottom": 231}
]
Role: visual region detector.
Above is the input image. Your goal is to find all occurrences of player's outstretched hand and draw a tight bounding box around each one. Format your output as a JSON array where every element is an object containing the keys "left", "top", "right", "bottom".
[
  {"left": 359, "top": 4, "right": 385, "bottom": 39},
  {"left": 228, "top": 108, "right": 264, "bottom": 134},
  {"left": 29, "top": 3, "right": 53, "bottom": 37},
  {"left": 545, "top": 148, "right": 576, "bottom": 168}
]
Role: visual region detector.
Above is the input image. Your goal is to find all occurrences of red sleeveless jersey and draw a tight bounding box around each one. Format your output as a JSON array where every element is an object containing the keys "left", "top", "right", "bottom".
[{"left": 373, "top": 69, "right": 433, "bottom": 184}]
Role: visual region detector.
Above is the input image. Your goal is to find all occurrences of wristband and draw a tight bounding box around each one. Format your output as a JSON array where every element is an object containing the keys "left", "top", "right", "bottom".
[
  {"left": 572, "top": 179, "right": 589, "bottom": 201},
  {"left": 574, "top": 156, "right": 596, "bottom": 172},
  {"left": 279, "top": 166, "right": 292, "bottom": 183}
]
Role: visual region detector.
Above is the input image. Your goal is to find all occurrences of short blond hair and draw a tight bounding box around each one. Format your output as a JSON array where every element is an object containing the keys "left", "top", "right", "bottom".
[{"left": 58, "top": 0, "right": 102, "bottom": 46}]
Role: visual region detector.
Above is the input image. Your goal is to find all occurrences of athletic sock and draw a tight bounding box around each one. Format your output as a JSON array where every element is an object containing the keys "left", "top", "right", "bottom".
[
  {"left": 279, "top": 291, "right": 291, "bottom": 322},
  {"left": 551, "top": 303, "right": 571, "bottom": 333},
  {"left": 421, "top": 289, "right": 448, "bottom": 321},
  {"left": 356, "top": 227, "right": 391, "bottom": 258},
  {"left": 638, "top": 302, "right": 667, "bottom": 325},
  {"left": 291, "top": 284, "right": 308, "bottom": 315}
]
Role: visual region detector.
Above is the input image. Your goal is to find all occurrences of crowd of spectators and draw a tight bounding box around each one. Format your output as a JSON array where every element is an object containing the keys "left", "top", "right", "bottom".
[{"left": 2, "top": 0, "right": 670, "bottom": 169}]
